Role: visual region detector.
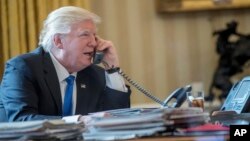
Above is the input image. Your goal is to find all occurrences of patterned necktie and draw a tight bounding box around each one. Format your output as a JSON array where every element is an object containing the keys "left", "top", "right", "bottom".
[{"left": 63, "top": 75, "right": 75, "bottom": 116}]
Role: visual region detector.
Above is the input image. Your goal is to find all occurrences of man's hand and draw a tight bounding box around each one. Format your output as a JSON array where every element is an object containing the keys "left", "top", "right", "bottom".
[{"left": 95, "top": 37, "right": 120, "bottom": 69}]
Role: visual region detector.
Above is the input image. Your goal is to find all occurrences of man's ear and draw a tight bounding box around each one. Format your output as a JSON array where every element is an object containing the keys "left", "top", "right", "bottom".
[{"left": 53, "top": 34, "right": 64, "bottom": 49}]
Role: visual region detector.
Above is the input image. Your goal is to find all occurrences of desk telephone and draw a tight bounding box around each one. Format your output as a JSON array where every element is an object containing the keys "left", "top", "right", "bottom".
[
  {"left": 93, "top": 51, "right": 192, "bottom": 108},
  {"left": 220, "top": 76, "right": 250, "bottom": 113}
]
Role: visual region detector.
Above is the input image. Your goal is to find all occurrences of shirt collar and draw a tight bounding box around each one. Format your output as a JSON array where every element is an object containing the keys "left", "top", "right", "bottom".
[{"left": 49, "top": 52, "right": 77, "bottom": 82}]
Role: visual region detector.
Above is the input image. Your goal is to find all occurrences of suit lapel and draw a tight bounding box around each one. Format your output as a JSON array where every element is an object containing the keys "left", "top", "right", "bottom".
[
  {"left": 75, "top": 70, "right": 91, "bottom": 114},
  {"left": 43, "top": 52, "right": 62, "bottom": 114}
]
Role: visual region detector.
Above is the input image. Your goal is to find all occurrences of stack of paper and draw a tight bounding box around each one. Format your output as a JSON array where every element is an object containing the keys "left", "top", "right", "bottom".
[
  {"left": 0, "top": 120, "right": 85, "bottom": 140},
  {"left": 83, "top": 107, "right": 210, "bottom": 140}
]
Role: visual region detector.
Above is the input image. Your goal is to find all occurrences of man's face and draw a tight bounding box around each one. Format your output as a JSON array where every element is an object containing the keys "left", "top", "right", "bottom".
[{"left": 60, "top": 20, "right": 97, "bottom": 72}]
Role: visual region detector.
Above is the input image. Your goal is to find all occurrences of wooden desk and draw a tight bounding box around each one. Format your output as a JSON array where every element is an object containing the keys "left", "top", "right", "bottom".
[{"left": 132, "top": 135, "right": 229, "bottom": 141}]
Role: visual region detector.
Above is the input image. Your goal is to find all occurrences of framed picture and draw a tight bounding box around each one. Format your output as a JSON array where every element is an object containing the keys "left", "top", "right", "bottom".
[{"left": 156, "top": 0, "right": 250, "bottom": 13}]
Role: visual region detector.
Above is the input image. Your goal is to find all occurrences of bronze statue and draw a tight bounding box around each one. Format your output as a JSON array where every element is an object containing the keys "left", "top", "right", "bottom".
[{"left": 205, "top": 21, "right": 250, "bottom": 102}]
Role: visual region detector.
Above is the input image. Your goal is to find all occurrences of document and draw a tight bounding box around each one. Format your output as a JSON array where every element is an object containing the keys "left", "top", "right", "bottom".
[
  {"left": 83, "top": 107, "right": 210, "bottom": 140},
  {"left": 0, "top": 119, "right": 85, "bottom": 140}
]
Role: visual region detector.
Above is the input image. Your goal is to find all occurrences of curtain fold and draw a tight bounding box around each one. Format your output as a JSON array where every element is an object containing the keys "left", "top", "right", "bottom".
[{"left": 0, "top": 0, "right": 89, "bottom": 79}]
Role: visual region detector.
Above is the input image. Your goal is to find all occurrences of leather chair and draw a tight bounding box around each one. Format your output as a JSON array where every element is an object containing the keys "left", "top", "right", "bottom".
[{"left": 0, "top": 85, "right": 7, "bottom": 122}]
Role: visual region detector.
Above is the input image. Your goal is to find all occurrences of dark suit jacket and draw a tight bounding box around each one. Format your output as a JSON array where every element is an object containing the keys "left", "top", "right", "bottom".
[
  {"left": 0, "top": 47, "right": 130, "bottom": 122},
  {"left": 0, "top": 85, "right": 7, "bottom": 122}
]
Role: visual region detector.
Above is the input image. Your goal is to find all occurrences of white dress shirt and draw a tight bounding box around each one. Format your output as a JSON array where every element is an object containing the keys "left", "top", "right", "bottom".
[{"left": 49, "top": 53, "right": 127, "bottom": 121}]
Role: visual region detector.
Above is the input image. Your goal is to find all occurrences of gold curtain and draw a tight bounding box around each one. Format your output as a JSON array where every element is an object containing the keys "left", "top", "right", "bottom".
[{"left": 0, "top": 0, "right": 90, "bottom": 80}]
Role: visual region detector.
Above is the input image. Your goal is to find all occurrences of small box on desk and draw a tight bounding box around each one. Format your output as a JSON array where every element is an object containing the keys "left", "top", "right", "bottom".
[{"left": 211, "top": 111, "right": 250, "bottom": 126}]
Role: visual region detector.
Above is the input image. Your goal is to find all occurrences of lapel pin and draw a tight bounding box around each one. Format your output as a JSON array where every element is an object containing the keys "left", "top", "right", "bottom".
[{"left": 81, "top": 84, "right": 86, "bottom": 88}]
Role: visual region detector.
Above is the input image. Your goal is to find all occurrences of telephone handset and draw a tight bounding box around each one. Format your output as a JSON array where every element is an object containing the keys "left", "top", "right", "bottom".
[
  {"left": 93, "top": 51, "right": 104, "bottom": 64},
  {"left": 93, "top": 51, "right": 192, "bottom": 108}
]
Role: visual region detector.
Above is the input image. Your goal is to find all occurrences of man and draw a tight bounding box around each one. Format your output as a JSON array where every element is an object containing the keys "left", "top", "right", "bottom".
[{"left": 0, "top": 6, "right": 131, "bottom": 122}]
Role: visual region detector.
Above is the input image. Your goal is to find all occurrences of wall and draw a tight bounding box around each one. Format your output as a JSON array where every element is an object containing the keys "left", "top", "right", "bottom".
[{"left": 90, "top": 0, "right": 250, "bottom": 106}]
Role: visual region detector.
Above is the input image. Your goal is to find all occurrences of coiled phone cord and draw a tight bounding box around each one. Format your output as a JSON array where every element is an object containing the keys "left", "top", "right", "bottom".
[
  {"left": 99, "top": 59, "right": 164, "bottom": 106},
  {"left": 118, "top": 69, "right": 164, "bottom": 106}
]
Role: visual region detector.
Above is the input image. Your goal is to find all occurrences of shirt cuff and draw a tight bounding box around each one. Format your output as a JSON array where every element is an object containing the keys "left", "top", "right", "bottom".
[{"left": 105, "top": 71, "right": 128, "bottom": 92}]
